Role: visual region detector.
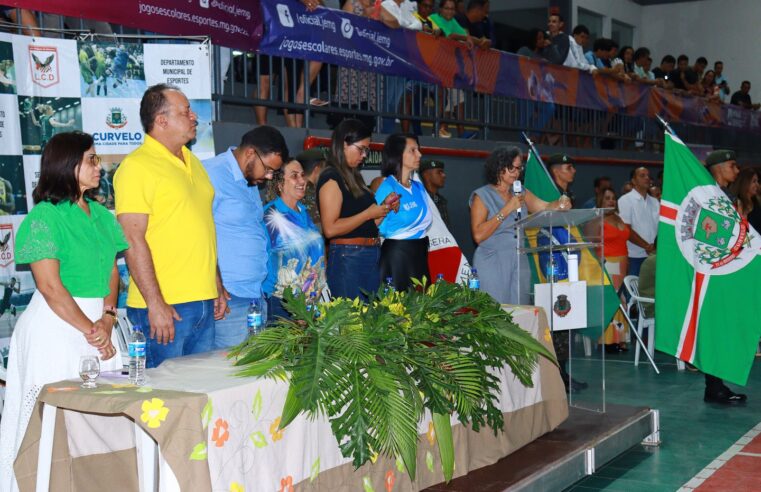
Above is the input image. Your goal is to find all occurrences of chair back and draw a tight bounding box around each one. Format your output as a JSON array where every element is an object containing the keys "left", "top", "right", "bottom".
[{"left": 623, "top": 275, "right": 640, "bottom": 298}]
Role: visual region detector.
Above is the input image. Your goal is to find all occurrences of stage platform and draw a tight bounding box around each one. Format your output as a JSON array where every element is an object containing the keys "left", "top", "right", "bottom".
[{"left": 425, "top": 403, "right": 659, "bottom": 492}]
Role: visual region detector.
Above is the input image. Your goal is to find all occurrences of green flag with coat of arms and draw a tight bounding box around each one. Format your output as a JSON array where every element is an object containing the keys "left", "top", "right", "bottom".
[{"left": 655, "top": 132, "right": 761, "bottom": 385}]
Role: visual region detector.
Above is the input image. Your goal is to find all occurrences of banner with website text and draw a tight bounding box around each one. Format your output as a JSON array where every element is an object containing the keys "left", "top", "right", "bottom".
[
  {"left": 261, "top": 0, "right": 756, "bottom": 132},
  {"left": 10, "top": 0, "right": 262, "bottom": 52},
  {"left": 0, "top": 33, "right": 214, "bottom": 368}
]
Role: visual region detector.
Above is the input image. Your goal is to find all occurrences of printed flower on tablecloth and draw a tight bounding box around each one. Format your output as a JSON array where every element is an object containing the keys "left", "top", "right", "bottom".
[
  {"left": 426, "top": 421, "right": 436, "bottom": 446},
  {"left": 141, "top": 398, "right": 169, "bottom": 428},
  {"left": 279, "top": 475, "right": 293, "bottom": 492},
  {"left": 269, "top": 417, "right": 284, "bottom": 442},
  {"left": 230, "top": 482, "right": 244, "bottom": 492},
  {"left": 212, "top": 418, "right": 230, "bottom": 447},
  {"left": 544, "top": 327, "right": 551, "bottom": 342},
  {"left": 385, "top": 470, "right": 395, "bottom": 492}
]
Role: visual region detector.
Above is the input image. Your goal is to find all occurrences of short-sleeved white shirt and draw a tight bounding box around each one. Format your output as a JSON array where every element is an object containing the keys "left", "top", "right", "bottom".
[
  {"left": 381, "top": 0, "right": 422, "bottom": 30},
  {"left": 617, "top": 189, "right": 659, "bottom": 258}
]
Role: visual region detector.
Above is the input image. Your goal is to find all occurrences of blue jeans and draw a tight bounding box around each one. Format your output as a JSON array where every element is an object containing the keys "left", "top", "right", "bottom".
[
  {"left": 327, "top": 244, "right": 380, "bottom": 300},
  {"left": 127, "top": 299, "right": 215, "bottom": 368},
  {"left": 381, "top": 76, "right": 407, "bottom": 133},
  {"left": 628, "top": 257, "right": 647, "bottom": 277},
  {"left": 213, "top": 294, "right": 267, "bottom": 349}
]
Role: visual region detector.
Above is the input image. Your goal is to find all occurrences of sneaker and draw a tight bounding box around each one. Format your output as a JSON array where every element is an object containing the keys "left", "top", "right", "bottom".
[
  {"left": 438, "top": 128, "right": 452, "bottom": 138},
  {"left": 309, "top": 97, "right": 329, "bottom": 107}
]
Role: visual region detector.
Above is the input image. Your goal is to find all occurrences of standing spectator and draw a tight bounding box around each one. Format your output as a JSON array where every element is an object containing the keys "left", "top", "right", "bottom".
[
  {"left": 702, "top": 149, "right": 746, "bottom": 404},
  {"left": 317, "top": 119, "right": 388, "bottom": 299},
  {"left": 542, "top": 12, "right": 570, "bottom": 65},
  {"left": 295, "top": 148, "right": 327, "bottom": 233},
  {"left": 669, "top": 55, "right": 700, "bottom": 94},
  {"left": 618, "top": 46, "right": 635, "bottom": 74},
  {"left": 455, "top": 0, "right": 491, "bottom": 49},
  {"left": 652, "top": 54, "right": 675, "bottom": 85},
  {"left": 430, "top": 0, "right": 474, "bottom": 138},
  {"left": 731, "top": 81, "right": 761, "bottom": 110},
  {"left": 584, "top": 38, "right": 621, "bottom": 77},
  {"left": 375, "top": 134, "right": 432, "bottom": 291},
  {"left": 329, "top": 0, "right": 378, "bottom": 131},
  {"left": 564, "top": 25, "right": 596, "bottom": 72},
  {"left": 263, "top": 159, "right": 327, "bottom": 321},
  {"left": 203, "top": 126, "right": 287, "bottom": 348},
  {"left": 618, "top": 167, "right": 658, "bottom": 276},
  {"left": 632, "top": 48, "right": 660, "bottom": 86},
  {"left": 0, "top": 133, "right": 124, "bottom": 491},
  {"left": 115, "top": 84, "right": 227, "bottom": 368},
  {"left": 730, "top": 167, "right": 759, "bottom": 226},
  {"left": 700, "top": 70, "right": 720, "bottom": 100},
  {"left": 517, "top": 28, "right": 549, "bottom": 59},
  {"left": 693, "top": 56, "right": 708, "bottom": 79},
  {"left": 714, "top": 61, "right": 730, "bottom": 103},
  {"left": 592, "top": 188, "right": 631, "bottom": 352},
  {"left": 420, "top": 159, "right": 450, "bottom": 226},
  {"left": 581, "top": 175, "right": 611, "bottom": 209},
  {"left": 380, "top": 0, "right": 422, "bottom": 29}
]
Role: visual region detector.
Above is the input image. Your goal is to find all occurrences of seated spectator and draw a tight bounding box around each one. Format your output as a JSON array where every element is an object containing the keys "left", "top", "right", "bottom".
[
  {"left": 700, "top": 70, "right": 720, "bottom": 100},
  {"left": 0, "top": 6, "right": 41, "bottom": 36},
  {"left": 581, "top": 175, "right": 611, "bottom": 209},
  {"left": 542, "top": 12, "right": 570, "bottom": 65},
  {"left": 714, "top": 60, "right": 730, "bottom": 102},
  {"left": 455, "top": 0, "right": 491, "bottom": 49},
  {"left": 564, "top": 25, "right": 596, "bottom": 72},
  {"left": 669, "top": 55, "right": 701, "bottom": 94},
  {"left": 652, "top": 54, "right": 676, "bottom": 83},
  {"left": 517, "top": 28, "right": 549, "bottom": 60},
  {"left": 731, "top": 81, "right": 761, "bottom": 110},
  {"left": 413, "top": 0, "right": 442, "bottom": 35}
]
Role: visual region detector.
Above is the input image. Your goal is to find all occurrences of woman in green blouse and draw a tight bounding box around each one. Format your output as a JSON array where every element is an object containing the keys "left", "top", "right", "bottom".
[{"left": 0, "top": 132, "right": 128, "bottom": 490}]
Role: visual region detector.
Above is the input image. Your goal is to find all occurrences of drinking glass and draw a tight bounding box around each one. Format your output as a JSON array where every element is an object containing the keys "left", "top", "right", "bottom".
[{"left": 79, "top": 355, "right": 100, "bottom": 389}]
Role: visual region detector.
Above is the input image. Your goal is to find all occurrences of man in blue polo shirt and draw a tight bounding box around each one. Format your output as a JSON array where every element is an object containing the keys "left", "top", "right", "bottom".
[{"left": 203, "top": 127, "right": 289, "bottom": 348}]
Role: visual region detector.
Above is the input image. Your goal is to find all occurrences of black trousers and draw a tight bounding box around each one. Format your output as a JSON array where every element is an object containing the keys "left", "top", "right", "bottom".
[
  {"left": 379, "top": 237, "right": 430, "bottom": 292},
  {"left": 705, "top": 374, "right": 726, "bottom": 393}
]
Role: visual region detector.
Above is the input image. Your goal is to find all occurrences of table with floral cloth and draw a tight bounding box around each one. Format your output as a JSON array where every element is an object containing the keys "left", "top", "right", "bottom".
[{"left": 14, "top": 305, "right": 567, "bottom": 492}]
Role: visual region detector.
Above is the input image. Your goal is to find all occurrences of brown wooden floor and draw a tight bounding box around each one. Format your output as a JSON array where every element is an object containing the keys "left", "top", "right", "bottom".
[{"left": 424, "top": 403, "right": 651, "bottom": 492}]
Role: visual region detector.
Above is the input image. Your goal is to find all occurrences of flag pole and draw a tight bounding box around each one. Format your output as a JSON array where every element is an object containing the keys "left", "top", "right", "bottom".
[
  {"left": 520, "top": 132, "right": 560, "bottom": 195},
  {"left": 656, "top": 115, "right": 676, "bottom": 137}
]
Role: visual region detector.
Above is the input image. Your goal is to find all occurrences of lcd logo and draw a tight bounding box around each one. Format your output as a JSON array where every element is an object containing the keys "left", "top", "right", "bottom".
[{"left": 29, "top": 45, "right": 59, "bottom": 88}]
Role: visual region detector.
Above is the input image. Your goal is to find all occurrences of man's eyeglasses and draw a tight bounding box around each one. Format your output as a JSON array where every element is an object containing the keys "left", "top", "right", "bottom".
[
  {"left": 255, "top": 149, "right": 279, "bottom": 176},
  {"left": 352, "top": 144, "right": 370, "bottom": 156}
]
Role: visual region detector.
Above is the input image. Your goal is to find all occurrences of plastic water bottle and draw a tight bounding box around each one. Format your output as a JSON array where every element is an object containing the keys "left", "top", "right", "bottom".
[
  {"left": 384, "top": 277, "right": 395, "bottom": 295},
  {"left": 468, "top": 268, "right": 480, "bottom": 291},
  {"left": 306, "top": 291, "right": 320, "bottom": 318},
  {"left": 128, "top": 327, "right": 146, "bottom": 386},
  {"left": 247, "top": 299, "right": 263, "bottom": 336},
  {"left": 436, "top": 273, "right": 445, "bottom": 283}
]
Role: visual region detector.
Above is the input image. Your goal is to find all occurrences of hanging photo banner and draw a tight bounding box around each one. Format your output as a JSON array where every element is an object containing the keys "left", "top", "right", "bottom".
[{"left": 0, "top": 33, "right": 216, "bottom": 355}]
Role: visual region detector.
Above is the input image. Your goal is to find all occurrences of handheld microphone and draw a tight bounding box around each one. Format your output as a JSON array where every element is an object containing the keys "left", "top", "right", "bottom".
[{"left": 512, "top": 179, "right": 523, "bottom": 219}]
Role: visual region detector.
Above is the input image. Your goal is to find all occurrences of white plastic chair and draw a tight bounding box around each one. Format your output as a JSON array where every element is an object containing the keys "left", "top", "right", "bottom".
[{"left": 623, "top": 275, "right": 655, "bottom": 367}]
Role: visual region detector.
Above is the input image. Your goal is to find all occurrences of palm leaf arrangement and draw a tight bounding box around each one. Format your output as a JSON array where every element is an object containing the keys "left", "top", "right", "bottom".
[{"left": 227, "top": 279, "right": 556, "bottom": 482}]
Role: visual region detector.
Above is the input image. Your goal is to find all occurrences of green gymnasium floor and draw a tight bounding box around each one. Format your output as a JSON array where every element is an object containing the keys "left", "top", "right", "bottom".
[{"left": 564, "top": 348, "right": 761, "bottom": 491}]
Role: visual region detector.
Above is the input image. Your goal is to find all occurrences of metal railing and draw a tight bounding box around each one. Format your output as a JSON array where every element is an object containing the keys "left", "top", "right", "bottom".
[{"left": 3, "top": 9, "right": 760, "bottom": 157}]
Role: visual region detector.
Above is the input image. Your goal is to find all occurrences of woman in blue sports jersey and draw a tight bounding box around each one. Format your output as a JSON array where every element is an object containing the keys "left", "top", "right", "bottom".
[{"left": 375, "top": 133, "right": 433, "bottom": 291}]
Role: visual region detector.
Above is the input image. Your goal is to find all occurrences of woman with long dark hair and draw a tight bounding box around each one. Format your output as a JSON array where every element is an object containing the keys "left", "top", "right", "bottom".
[
  {"left": 0, "top": 132, "right": 127, "bottom": 490},
  {"left": 317, "top": 119, "right": 388, "bottom": 299},
  {"left": 731, "top": 167, "right": 761, "bottom": 231},
  {"left": 375, "top": 133, "right": 431, "bottom": 290}
]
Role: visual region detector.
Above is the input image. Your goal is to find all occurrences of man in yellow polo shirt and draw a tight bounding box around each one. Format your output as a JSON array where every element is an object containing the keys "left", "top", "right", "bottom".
[{"left": 115, "top": 83, "right": 228, "bottom": 368}]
